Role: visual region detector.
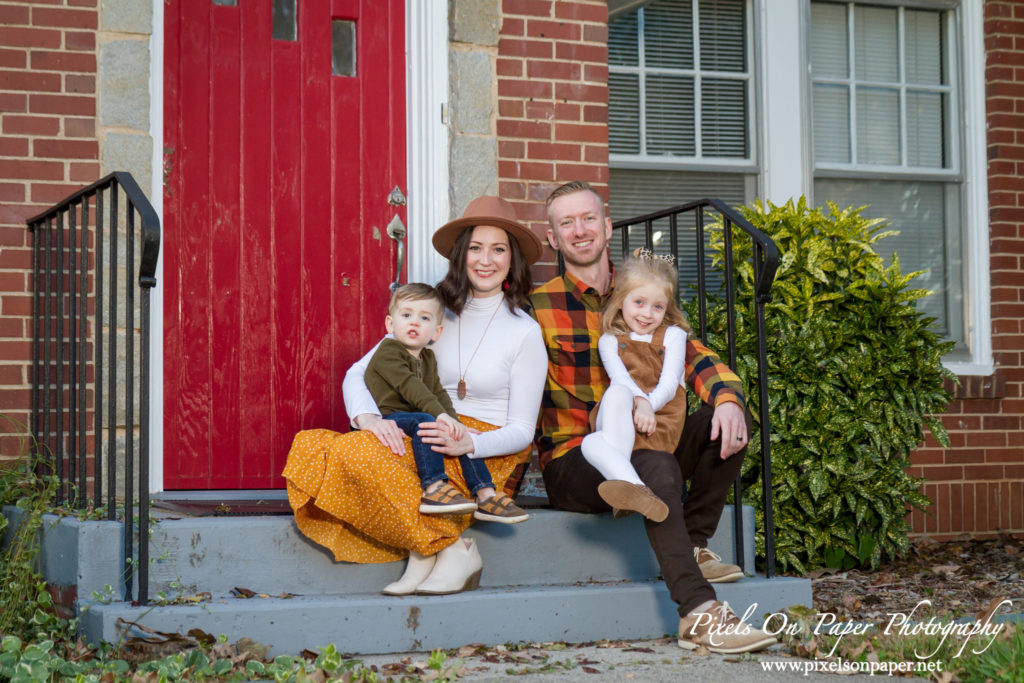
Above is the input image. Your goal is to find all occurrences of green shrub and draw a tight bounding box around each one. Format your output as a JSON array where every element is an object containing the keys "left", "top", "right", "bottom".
[{"left": 685, "top": 197, "right": 954, "bottom": 573}]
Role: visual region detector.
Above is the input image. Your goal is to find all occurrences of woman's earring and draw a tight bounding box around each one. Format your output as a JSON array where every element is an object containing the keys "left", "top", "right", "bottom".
[{"left": 503, "top": 279, "right": 510, "bottom": 291}]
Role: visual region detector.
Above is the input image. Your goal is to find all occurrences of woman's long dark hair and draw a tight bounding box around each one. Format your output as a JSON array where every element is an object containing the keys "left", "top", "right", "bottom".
[{"left": 436, "top": 226, "right": 532, "bottom": 316}]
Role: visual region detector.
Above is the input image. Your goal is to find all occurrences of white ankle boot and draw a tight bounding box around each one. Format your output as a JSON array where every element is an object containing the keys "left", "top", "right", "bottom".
[
  {"left": 381, "top": 550, "right": 436, "bottom": 595},
  {"left": 415, "top": 537, "right": 483, "bottom": 595}
]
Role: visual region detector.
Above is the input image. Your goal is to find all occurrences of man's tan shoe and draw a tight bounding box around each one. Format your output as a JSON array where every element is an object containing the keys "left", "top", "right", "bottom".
[
  {"left": 678, "top": 601, "right": 777, "bottom": 654},
  {"left": 694, "top": 546, "right": 743, "bottom": 583}
]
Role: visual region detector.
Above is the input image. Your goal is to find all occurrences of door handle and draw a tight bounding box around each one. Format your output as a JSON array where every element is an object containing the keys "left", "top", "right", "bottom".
[{"left": 386, "top": 213, "right": 406, "bottom": 292}]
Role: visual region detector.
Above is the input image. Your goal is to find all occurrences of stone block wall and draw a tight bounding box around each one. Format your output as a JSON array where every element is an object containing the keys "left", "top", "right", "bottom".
[
  {"left": 0, "top": 0, "right": 100, "bottom": 463},
  {"left": 906, "top": 0, "right": 1024, "bottom": 540},
  {"left": 496, "top": 0, "right": 609, "bottom": 282}
]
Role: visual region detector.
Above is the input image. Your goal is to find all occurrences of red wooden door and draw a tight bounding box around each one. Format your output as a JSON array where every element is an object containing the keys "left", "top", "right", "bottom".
[{"left": 163, "top": 0, "right": 405, "bottom": 489}]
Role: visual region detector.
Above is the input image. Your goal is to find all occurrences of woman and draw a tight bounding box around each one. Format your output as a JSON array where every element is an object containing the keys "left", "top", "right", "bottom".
[{"left": 283, "top": 195, "right": 546, "bottom": 595}]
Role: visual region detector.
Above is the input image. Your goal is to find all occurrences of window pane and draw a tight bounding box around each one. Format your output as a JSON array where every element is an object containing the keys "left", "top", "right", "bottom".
[
  {"left": 610, "top": 168, "right": 752, "bottom": 298},
  {"left": 609, "top": 10, "right": 639, "bottom": 67},
  {"left": 854, "top": 5, "right": 897, "bottom": 82},
  {"left": 811, "top": 2, "right": 848, "bottom": 78},
  {"left": 813, "top": 84, "right": 850, "bottom": 163},
  {"left": 906, "top": 91, "right": 945, "bottom": 168},
  {"left": 646, "top": 74, "right": 695, "bottom": 155},
  {"left": 610, "top": 72, "right": 641, "bottom": 154},
  {"left": 645, "top": 0, "right": 694, "bottom": 69},
  {"left": 814, "top": 178, "right": 962, "bottom": 344},
  {"left": 700, "top": 0, "right": 745, "bottom": 73},
  {"left": 856, "top": 87, "right": 899, "bottom": 165},
  {"left": 905, "top": 9, "right": 942, "bottom": 85},
  {"left": 702, "top": 78, "right": 747, "bottom": 157}
]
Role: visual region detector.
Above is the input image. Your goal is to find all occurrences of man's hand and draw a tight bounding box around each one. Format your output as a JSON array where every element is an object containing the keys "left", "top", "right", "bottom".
[
  {"left": 633, "top": 396, "right": 657, "bottom": 436},
  {"left": 710, "top": 401, "right": 747, "bottom": 459},
  {"left": 436, "top": 413, "right": 466, "bottom": 441},
  {"left": 353, "top": 414, "right": 406, "bottom": 455}
]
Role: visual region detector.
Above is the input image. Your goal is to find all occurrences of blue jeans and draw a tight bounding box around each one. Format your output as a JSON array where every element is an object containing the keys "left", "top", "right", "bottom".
[{"left": 385, "top": 412, "right": 494, "bottom": 495}]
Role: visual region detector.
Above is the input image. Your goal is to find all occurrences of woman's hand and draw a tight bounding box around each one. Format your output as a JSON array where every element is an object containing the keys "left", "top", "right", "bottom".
[
  {"left": 353, "top": 414, "right": 406, "bottom": 455},
  {"left": 417, "top": 421, "right": 475, "bottom": 456}
]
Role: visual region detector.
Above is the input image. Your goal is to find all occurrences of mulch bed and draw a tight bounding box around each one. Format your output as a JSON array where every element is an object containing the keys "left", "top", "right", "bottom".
[{"left": 809, "top": 537, "right": 1023, "bottom": 622}]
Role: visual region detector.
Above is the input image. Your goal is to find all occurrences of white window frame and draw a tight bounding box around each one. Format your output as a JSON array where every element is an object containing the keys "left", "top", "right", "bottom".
[
  {"left": 758, "top": 0, "right": 990, "bottom": 375},
  {"left": 609, "top": 0, "right": 759, "bottom": 175}
]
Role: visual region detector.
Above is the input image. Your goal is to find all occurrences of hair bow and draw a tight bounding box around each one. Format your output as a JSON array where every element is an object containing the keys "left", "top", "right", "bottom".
[{"left": 635, "top": 246, "right": 676, "bottom": 265}]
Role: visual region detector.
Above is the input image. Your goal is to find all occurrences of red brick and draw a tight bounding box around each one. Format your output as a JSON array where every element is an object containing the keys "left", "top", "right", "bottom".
[
  {"left": 963, "top": 484, "right": 975, "bottom": 531},
  {"left": 497, "top": 118, "right": 551, "bottom": 139},
  {"left": 554, "top": 102, "right": 581, "bottom": 120},
  {"left": 0, "top": 159, "right": 62, "bottom": 181},
  {"left": 525, "top": 101, "right": 555, "bottom": 119},
  {"left": 0, "top": 205, "right": 42, "bottom": 226},
  {"left": 68, "top": 0, "right": 97, "bottom": 7},
  {"left": 498, "top": 180, "right": 526, "bottom": 200},
  {"left": 0, "top": 183, "right": 24, "bottom": 202},
  {"left": 0, "top": 70, "right": 60, "bottom": 93},
  {"left": 583, "top": 145, "right": 606, "bottom": 163},
  {"left": 583, "top": 23, "right": 607, "bottom": 43},
  {"left": 910, "top": 448, "right": 944, "bottom": 465},
  {"left": 0, "top": 48, "right": 25, "bottom": 69},
  {"left": 949, "top": 483, "right": 963, "bottom": 532},
  {"left": 555, "top": 42, "right": 606, "bottom": 63},
  {"left": 943, "top": 449, "right": 986, "bottom": 464},
  {"left": 987, "top": 483, "right": 1001, "bottom": 532},
  {"left": 556, "top": 162, "right": 607, "bottom": 182},
  {"left": 920, "top": 465, "right": 964, "bottom": 481},
  {"left": 0, "top": 4, "right": 30, "bottom": 24},
  {"left": 583, "top": 104, "right": 607, "bottom": 123},
  {"left": 554, "top": 122, "right": 605, "bottom": 143},
  {"left": 0, "top": 294, "right": 31, "bottom": 316},
  {"left": 964, "top": 431, "right": 1008, "bottom": 447},
  {"left": 3, "top": 114, "right": 60, "bottom": 136},
  {"left": 526, "top": 19, "right": 580, "bottom": 41},
  {"left": 527, "top": 181, "right": 559, "bottom": 202},
  {"left": 0, "top": 136, "right": 33, "bottom": 160},
  {"left": 29, "top": 94, "right": 94, "bottom": 116},
  {"left": 498, "top": 38, "right": 553, "bottom": 59},
  {"left": 498, "top": 78, "right": 552, "bottom": 98},
  {"left": 498, "top": 159, "right": 553, "bottom": 181},
  {"left": 69, "top": 162, "right": 98, "bottom": 182},
  {"left": 64, "top": 31, "right": 94, "bottom": 51},
  {"left": 31, "top": 7, "right": 97, "bottom": 30},
  {"left": 554, "top": 1, "right": 607, "bottom": 22},
  {"left": 584, "top": 64, "right": 608, "bottom": 82},
  {"left": 982, "top": 414, "right": 1021, "bottom": 429},
  {"left": 528, "top": 141, "right": 581, "bottom": 161},
  {"left": 498, "top": 140, "right": 525, "bottom": 158},
  {"left": 65, "top": 74, "right": 93, "bottom": 94},
  {"left": 527, "top": 59, "right": 581, "bottom": 80},
  {"left": 0, "top": 387, "right": 29, "bottom": 410},
  {"left": 497, "top": 57, "right": 523, "bottom": 77},
  {"left": 938, "top": 484, "right": 951, "bottom": 533},
  {"left": 1006, "top": 464, "right": 1024, "bottom": 479},
  {"left": 64, "top": 117, "right": 93, "bottom": 137},
  {"left": 502, "top": 17, "right": 525, "bottom": 36},
  {"left": 31, "top": 182, "right": 88, "bottom": 204},
  {"left": 964, "top": 464, "right": 1006, "bottom": 480},
  {"left": 503, "top": 0, "right": 552, "bottom": 17},
  {"left": 33, "top": 138, "right": 97, "bottom": 160},
  {"left": 959, "top": 399, "right": 1004, "bottom": 414},
  {"left": 1012, "top": 482, "right": 1024, "bottom": 531},
  {"left": 0, "top": 364, "right": 24, "bottom": 384},
  {"left": 554, "top": 81, "right": 607, "bottom": 102},
  {"left": 0, "top": 27, "right": 61, "bottom": 49},
  {"left": 0, "top": 93, "right": 26, "bottom": 112},
  {"left": 498, "top": 99, "right": 524, "bottom": 118}
]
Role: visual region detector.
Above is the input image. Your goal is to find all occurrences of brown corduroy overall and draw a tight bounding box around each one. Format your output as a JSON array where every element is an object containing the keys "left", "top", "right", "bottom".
[{"left": 616, "top": 325, "right": 688, "bottom": 452}]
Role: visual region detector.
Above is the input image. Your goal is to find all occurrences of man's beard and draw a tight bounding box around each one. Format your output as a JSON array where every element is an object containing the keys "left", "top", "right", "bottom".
[{"left": 559, "top": 244, "right": 607, "bottom": 269}]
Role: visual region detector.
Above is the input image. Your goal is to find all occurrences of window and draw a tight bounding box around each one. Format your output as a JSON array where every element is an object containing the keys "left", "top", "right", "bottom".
[
  {"left": 810, "top": 1, "right": 967, "bottom": 352},
  {"left": 608, "top": 0, "right": 756, "bottom": 293}
]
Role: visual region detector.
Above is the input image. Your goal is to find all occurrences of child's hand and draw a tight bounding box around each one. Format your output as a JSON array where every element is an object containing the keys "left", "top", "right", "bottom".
[
  {"left": 633, "top": 397, "right": 657, "bottom": 436},
  {"left": 437, "top": 413, "right": 466, "bottom": 441}
]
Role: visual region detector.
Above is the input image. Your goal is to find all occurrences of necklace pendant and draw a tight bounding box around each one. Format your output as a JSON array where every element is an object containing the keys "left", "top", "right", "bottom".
[{"left": 457, "top": 378, "right": 467, "bottom": 400}]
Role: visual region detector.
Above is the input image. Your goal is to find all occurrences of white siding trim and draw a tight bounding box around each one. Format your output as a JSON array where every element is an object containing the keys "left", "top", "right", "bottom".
[
  {"left": 405, "top": 0, "right": 450, "bottom": 286},
  {"left": 149, "top": 0, "right": 164, "bottom": 493}
]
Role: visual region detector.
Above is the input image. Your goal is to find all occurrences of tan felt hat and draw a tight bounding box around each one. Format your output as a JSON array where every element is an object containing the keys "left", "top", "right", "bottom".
[{"left": 432, "top": 195, "right": 543, "bottom": 266}]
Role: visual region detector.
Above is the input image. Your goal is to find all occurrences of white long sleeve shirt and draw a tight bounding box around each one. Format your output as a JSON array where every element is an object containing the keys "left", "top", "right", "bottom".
[
  {"left": 343, "top": 293, "right": 547, "bottom": 458},
  {"left": 597, "top": 325, "right": 687, "bottom": 412}
]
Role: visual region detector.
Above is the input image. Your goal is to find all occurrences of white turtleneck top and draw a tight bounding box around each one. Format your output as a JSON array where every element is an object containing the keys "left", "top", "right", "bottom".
[{"left": 343, "top": 293, "right": 546, "bottom": 459}]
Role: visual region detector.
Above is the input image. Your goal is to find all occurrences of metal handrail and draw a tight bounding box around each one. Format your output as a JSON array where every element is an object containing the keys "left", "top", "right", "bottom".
[
  {"left": 27, "top": 172, "right": 160, "bottom": 604},
  {"left": 611, "top": 198, "right": 779, "bottom": 577}
]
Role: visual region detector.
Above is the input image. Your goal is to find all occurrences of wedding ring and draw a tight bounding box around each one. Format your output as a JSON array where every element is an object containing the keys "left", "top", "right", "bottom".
[{"left": 736, "top": 435, "right": 744, "bottom": 442}]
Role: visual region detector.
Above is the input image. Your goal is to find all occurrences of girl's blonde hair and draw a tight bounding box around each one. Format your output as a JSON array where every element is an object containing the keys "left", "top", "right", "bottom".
[{"left": 602, "top": 250, "right": 691, "bottom": 336}]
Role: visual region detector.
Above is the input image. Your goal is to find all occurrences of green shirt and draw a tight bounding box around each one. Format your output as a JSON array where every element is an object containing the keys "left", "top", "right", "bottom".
[{"left": 364, "top": 338, "right": 457, "bottom": 419}]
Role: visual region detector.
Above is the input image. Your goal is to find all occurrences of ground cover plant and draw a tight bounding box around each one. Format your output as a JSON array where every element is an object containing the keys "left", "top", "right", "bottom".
[{"left": 685, "top": 197, "right": 954, "bottom": 573}]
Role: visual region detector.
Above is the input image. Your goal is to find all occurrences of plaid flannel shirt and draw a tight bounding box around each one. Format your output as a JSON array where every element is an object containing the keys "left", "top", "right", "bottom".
[{"left": 528, "top": 269, "right": 746, "bottom": 468}]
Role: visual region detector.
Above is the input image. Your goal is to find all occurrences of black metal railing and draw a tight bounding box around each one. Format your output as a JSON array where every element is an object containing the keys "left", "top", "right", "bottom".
[
  {"left": 27, "top": 172, "right": 160, "bottom": 604},
  {"left": 611, "top": 198, "right": 780, "bottom": 577}
]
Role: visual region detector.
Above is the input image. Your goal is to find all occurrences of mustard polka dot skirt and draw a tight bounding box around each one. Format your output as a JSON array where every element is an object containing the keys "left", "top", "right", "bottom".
[{"left": 282, "top": 416, "right": 522, "bottom": 563}]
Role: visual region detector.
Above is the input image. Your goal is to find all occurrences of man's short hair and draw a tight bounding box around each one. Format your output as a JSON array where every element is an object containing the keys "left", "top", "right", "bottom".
[
  {"left": 388, "top": 282, "right": 444, "bottom": 317},
  {"left": 544, "top": 180, "right": 604, "bottom": 211}
]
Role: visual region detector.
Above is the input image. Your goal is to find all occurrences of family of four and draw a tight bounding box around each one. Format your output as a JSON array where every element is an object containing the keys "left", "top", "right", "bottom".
[{"left": 282, "top": 181, "right": 776, "bottom": 654}]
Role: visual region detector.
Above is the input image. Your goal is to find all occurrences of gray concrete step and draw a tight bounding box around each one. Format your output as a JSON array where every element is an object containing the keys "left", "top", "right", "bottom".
[
  {"left": 147, "top": 505, "right": 757, "bottom": 597},
  {"left": 82, "top": 575, "right": 812, "bottom": 656}
]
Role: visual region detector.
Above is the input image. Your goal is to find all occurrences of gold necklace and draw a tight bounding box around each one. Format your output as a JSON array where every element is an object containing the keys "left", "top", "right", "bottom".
[{"left": 457, "top": 299, "right": 502, "bottom": 400}]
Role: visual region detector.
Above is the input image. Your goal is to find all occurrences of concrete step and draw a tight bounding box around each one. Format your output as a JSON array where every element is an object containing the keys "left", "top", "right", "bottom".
[
  {"left": 82, "top": 575, "right": 811, "bottom": 656},
  {"left": 146, "top": 505, "right": 757, "bottom": 597}
]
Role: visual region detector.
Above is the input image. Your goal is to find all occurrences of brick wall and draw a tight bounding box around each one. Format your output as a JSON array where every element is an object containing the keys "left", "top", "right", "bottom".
[
  {"left": 0, "top": 0, "right": 99, "bottom": 465},
  {"left": 497, "top": 0, "right": 610, "bottom": 282},
  {"left": 907, "top": 0, "right": 1024, "bottom": 540}
]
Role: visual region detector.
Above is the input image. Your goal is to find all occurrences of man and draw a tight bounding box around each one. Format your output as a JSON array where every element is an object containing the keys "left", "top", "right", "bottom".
[{"left": 528, "top": 180, "right": 776, "bottom": 654}]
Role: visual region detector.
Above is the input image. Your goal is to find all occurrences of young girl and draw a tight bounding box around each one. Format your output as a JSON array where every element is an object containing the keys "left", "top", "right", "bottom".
[{"left": 583, "top": 248, "right": 691, "bottom": 522}]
